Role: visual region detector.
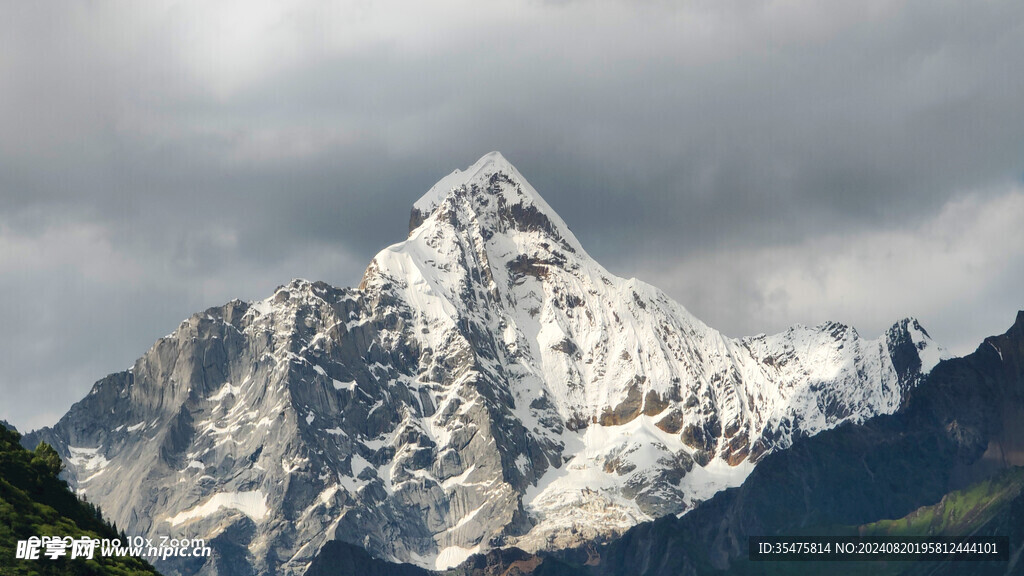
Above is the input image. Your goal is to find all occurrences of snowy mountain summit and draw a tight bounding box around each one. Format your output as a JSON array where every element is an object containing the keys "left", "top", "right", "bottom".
[{"left": 29, "top": 152, "right": 947, "bottom": 576}]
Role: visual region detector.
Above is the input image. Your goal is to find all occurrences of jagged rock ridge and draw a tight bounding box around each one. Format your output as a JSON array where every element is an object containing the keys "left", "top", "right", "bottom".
[
  {"left": 26, "top": 152, "right": 945, "bottom": 576},
  {"left": 583, "top": 310, "right": 1024, "bottom": 576}
]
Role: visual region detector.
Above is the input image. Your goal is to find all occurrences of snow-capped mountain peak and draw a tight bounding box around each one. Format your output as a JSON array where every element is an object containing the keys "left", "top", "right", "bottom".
[
  {"left": 412, "top": 151, "right": 538, "bottom": 216},
  {"left": 407, "top": 152, "right": 583, "bottom": 254},
  {"left": 413, "top": 151, "right": 517, "bottom": 214},
  {"left": 29, "top": 153, "right": 946, "bottom": 576}
]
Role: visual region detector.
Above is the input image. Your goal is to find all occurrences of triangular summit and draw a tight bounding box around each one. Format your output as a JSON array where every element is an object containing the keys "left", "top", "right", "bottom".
[{"left": 407, "top": 152, "right": 576, "bottom": 246}]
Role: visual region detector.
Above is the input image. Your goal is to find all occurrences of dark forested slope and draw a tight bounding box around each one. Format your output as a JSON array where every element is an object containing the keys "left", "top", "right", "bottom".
[{"left": 0, "top": 426, "right": 160, "bottom": 576}]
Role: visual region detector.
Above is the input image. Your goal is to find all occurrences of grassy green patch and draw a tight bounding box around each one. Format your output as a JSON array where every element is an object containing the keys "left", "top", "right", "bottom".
[
  {"left": 726, "top": 468, "right": 1024, "bottom": 576},
  {"left": 862, "top": 467, "right": 1024, "bottom": 538}
]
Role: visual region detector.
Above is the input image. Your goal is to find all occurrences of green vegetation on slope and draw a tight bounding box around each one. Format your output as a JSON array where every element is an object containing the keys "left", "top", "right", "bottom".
[
  {"left": 0, "top": 426, "right": 161, "bottom": 576},
  {"left": 862, "top": 466, "right": 1024, "bottom": 538},
  {"left": 725, "top": 467, "right": 1024, "bottom": 576}
]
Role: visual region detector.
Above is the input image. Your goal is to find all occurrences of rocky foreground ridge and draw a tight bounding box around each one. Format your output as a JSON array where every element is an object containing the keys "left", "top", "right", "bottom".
[{"left": 26, "top": 152, "right": 945, "bottom": 576}]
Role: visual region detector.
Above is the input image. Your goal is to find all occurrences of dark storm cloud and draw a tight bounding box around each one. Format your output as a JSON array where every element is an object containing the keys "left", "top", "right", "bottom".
[{"left": 1, "top": 0, "right": 1023, "bottom": 429}]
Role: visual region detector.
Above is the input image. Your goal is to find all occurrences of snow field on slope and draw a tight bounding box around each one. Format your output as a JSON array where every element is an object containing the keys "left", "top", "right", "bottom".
[{"left": 166, "top": 491, "right": 269, "bottom": 526}]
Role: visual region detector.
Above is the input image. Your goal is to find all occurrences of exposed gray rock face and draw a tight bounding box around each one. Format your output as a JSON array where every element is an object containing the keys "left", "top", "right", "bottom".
[{"left": 26, "top": 152, "right": 946, "bottom": 576}]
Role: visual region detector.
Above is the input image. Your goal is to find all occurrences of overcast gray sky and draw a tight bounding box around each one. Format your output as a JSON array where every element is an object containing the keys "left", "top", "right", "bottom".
[{"left": 2, "top": 0, "right": 1022, "bottom": 431}]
